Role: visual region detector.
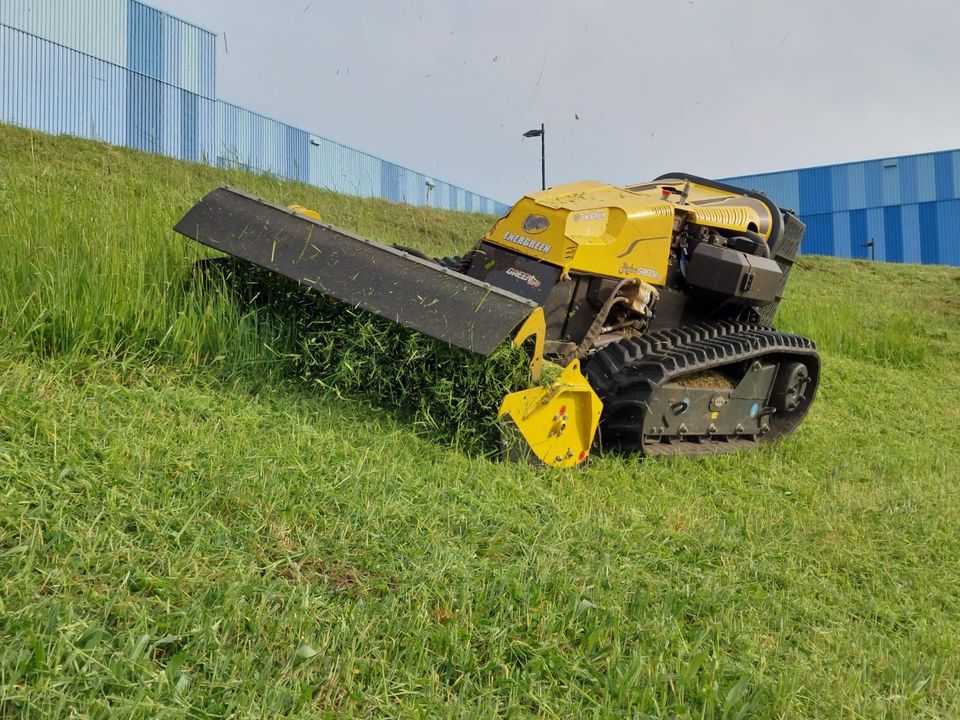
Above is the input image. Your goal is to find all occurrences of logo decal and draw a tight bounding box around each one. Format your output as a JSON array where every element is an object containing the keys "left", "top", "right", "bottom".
[
  {"left": 506, "top": 267, "right": 542, "bottom": 289},
  {"left": 616, "top": 239, "right": 643, "bottom": 258},
  {"left": 572, "top": 210, "right": 607, "bottom": 223},
  {"left": 503, "top": 231, "right": 552, "bottom": 254},
  {"left": 619, "top": 262, "right": 658, "bottom": 280},
  {"left": 522, "top": 214, "right": 550, "bottom": 234}
]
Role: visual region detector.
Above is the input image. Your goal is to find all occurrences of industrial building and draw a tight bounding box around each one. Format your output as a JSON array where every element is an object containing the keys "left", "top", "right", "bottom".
[
  {"left": 0, "top": 0, "right": 508, "bottom": 214},
  {"left": 724, "top": 151, "right": 960, "bottom": 266}
]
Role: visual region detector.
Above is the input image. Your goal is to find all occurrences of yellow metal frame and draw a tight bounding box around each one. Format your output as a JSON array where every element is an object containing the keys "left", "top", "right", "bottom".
[
  {"left": 511, "top": 307, "right": 546, "bottom": 381},
  {"left": 498, "top": 359, "right": 602, "bottom": 468}
]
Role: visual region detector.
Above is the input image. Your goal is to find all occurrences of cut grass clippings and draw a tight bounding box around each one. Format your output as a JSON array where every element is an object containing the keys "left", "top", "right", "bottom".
[{"left": 191, "top": 259, "right": 533, "bottom": 455}]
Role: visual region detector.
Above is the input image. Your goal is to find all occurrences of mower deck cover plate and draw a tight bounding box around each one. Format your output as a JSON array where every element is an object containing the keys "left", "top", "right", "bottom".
[{"left": 175, "top": 187, "right": 538, "bottom": 356}]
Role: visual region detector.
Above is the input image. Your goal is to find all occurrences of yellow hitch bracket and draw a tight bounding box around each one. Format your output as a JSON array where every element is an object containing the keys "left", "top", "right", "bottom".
[
  {"left": 498, "top": 359, "right": 603, "bottom": 468},
  {"left": 512, "top": 307, "right": 546, "bottom": 381}
]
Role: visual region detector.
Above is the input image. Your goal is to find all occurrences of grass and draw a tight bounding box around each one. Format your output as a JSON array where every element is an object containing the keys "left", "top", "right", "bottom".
[
  {"left": 194, "top": 260, "right": 534, "bottom": 454},
  {"left": 2, "top": 123, "right": 960, "bottom": 718}
]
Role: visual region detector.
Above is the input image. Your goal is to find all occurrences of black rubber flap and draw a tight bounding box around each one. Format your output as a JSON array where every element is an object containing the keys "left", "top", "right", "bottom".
[{"left": 174, "top": 187, "right": 538, "bottom": 356}]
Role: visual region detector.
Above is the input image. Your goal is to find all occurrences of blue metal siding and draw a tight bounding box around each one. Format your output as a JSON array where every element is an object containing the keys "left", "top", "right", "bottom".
[
  {"left": 898, "top": 156, "right": 917, "bottom": 205},
  {"left": 164, "top": 16, "right": 181, "bottom": 91},
  {"left": 832, "top": 211, "right": 851, "bottom": 258},
  {"left": 918, "top": 203, "right": 940, "bottom": 265},
  {"left": 846, "top": 163, "right": 867, "bottom": 211},
  {"left": 201, "top": 26, "right": 216, "bottom": 97},
  {"left": 953, "top": 151, "right": 960, "bottom": 199},
  {"left": 380, "top": 162, "right": 401, "bottom": 203},
  {"left": 0, "top": 0, "right": 129, "bottom": 66},
  {"left": 866, "top": 208, "right": 886, "bottom": 261},
  {"left": 864, "top": 161, "right": 884, "bottom": 209},
  {"left": 127, "top": 1, "right": 161, "bottom": 79},
  {"left": 883, "top": 205, "right": 904, "bottom": 263},
  {"left": 180, "top": 88, "right": 197, "bottom": 160},
  {"left": 284, "top": 124, "right": 309, "bottom": 183},
  {"left": 849, "top": 209, "right": 869, "bottom": 260},
  {"left": 0, "top": 15, "right": 508, "bottom": 214},
  {"left": 935, "top": 152, "right": 955, "bottom": 201},
  {"left": 126, "top": 72, "right": 161, "bottom": 152},
  {"left": 881, "top": 160, "right": 901, "bottom": 206},
  {"left": 731, "top": 171, "right": 800, "bottom": 211},
  {"left": 802, "top": 214, "right": 834, "bottom": 256},
  {"left": 798, "top": 167, "right": 832, "bottom": 215},
  {"left": 913, "top": 154, "right": 936, "bottom": 203},
  {"left": 410, "top": 173, "right": 425, "bottom": 205},
  {"left": 900, "top": 204, "right": 921, "bottom": 264},
  {"left": 830, "top": 166, "right": 849, "bottom": 212},
  {"left": 937, "top": 201, "right": 960, "bottom": 266},
  {"left": 1, "top": 24, "right": 129, "bottom": 145}
]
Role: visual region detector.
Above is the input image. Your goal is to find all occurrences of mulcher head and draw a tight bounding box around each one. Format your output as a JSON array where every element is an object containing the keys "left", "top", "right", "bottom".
[{"left": 175, "top": 186, "right": 539, "bottom": 356}]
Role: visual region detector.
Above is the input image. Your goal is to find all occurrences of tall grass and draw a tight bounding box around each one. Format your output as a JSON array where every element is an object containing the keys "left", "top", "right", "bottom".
[
  {"left": 0, "top": 125, "right": 493, "bottom": 373},
  {"left": 194, "top": 260, "right": 532, "bottom": 453},
  {"left": 0, "top": 125, "right": 521, "bottom": 451},
  {"left": 776, "top": 256, "right": 955, "bottom": 368}
]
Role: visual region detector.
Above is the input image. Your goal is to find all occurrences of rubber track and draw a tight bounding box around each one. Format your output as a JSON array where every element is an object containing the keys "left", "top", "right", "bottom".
[{"left": 583, "top": 320, "right": 820, "bottom": 457}]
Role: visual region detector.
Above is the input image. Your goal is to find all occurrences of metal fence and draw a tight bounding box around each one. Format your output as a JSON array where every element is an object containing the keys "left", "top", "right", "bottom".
[{"left": 0, "top": 2, "right": 509, "bottom": 215}]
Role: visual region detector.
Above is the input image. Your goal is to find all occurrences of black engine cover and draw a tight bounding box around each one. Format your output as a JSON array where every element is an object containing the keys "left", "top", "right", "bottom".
[{"left": 685, "top": 243, "right": 783, "bottom": 305}]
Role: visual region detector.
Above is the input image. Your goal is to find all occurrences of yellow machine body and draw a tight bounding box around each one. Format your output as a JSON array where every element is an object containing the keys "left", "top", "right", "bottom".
[
  {"left": 483, "top": 178, "right": 776, "bottom": 286},
  {"left": 481, "top": 176, "right": 783, "bottom": 466}
]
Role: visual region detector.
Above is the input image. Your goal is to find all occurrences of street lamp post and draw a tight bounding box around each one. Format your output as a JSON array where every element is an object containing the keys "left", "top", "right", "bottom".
[{"left": 523, "top": 123, "right": 545, "bottom": 190}]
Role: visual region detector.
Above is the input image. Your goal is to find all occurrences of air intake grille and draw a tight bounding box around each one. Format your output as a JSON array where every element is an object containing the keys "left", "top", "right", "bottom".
[{"left": 756, "top": 212, "right": 804, "bottom": 327}]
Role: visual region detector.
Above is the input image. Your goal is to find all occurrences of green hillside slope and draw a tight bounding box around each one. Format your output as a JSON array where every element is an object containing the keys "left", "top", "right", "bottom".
[{"left": 2, "top": 124, "right": 959, "bottom": 718}]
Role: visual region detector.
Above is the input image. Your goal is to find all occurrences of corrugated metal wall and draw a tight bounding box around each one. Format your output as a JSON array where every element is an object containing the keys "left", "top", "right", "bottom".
[
  {"left": 0, "top": 0, "right": 508, "bottom": 215},
  {"left": 724, "top": 151, "right": 960, "bottom": 266}
]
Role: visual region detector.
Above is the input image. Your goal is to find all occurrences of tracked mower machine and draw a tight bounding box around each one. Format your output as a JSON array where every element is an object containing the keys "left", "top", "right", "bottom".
[{"left": 175, "top": 174, "right": 819, "bottom": 467}]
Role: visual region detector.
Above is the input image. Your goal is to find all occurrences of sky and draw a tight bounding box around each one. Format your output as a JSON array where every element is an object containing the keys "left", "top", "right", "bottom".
[{"left": 150, "top": 0, "right": 960, "bottom": 204}]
